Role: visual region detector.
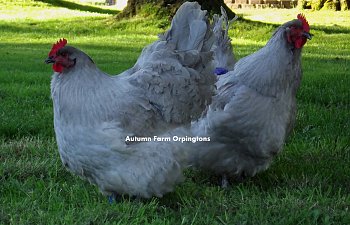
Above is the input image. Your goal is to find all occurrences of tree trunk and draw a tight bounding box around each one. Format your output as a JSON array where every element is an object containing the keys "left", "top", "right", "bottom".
[
  {"left": 340, "top": 0, "right": 350, "bottom": 9},
  {"left": 116, "top": 0, "right": 236, "bottom": 20}
]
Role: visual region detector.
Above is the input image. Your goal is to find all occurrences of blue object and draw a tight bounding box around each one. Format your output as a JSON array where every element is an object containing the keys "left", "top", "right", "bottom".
[
  {"left": 108, "top": 193, "right": 124, "bottom": 204},
  {"left": 108, "top": 194, "right": 115, "bottom": 204},
  {"left": 214, "top": 67, "right": 228, "bottom": 75},
  {"left": 108, "top": 193, "right": 121, "bottom": 204}
]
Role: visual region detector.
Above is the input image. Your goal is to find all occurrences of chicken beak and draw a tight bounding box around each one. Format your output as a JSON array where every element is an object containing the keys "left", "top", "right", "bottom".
[
  {"left": 45, "top": 56, "right": 55, "bottom": 64},
  {"left": 303, "top": 32, "right": 312, "bottom": 40}
]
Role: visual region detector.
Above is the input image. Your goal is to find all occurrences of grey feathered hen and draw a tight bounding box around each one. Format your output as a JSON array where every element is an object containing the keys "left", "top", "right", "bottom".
[
  {"left": 45, "top": 2, "right": 215, "bottom": 198},
  {"left": 192, "top": 14, "right": 312, "bottom": 183}
]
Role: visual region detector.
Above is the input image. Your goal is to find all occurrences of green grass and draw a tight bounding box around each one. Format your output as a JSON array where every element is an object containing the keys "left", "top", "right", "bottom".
[{"left": 1, "top": 1, "right": 350, "bottom": 224}]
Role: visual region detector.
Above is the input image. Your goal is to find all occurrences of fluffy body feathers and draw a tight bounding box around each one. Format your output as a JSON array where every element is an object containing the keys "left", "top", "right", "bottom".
[{"left": 212, "top": 7, "right": 237, "bottom": 74}]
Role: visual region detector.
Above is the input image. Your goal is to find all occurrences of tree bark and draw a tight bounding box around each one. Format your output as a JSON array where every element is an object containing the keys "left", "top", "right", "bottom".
[
  {"left": 116, "top": 0, "right": 236, "bottom": 20},
  {"left": 340, "top": 0, "right": 350, "bottom": 9}
]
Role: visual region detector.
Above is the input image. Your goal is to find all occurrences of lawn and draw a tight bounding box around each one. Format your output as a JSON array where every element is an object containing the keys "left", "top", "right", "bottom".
[{"left": 0, "top": 1, "right": 349, "bottom": 224}]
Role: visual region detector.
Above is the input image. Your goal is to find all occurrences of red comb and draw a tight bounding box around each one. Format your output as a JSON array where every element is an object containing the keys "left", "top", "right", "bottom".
[
  {"left": 297, "top": 14, "right": 310, "bottom": 32},
  {"left": 48, "top": 38, "right": 67, "bottom": 57}
]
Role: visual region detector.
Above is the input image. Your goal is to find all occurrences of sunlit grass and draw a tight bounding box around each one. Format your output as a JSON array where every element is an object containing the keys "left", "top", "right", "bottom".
[
  {"left": 0, "top": 0, "right": 117, "bottom": 20},
  {"left": 0, "top": 1, "right": 349, "bottom": 224},
  {"left": 234, "top": 8, "right": 350, "bottom": 27}
]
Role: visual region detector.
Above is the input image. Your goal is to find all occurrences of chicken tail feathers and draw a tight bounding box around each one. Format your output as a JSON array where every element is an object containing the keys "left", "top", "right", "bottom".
[
  {"left": 129, "top": 2, "right": 216, "bottom": 126},
  {"left": 160, "top": 2, "right": 212, "bottom": 52},
  {"left": 212, "top": 7, "right": 237, "bottom": 73}
]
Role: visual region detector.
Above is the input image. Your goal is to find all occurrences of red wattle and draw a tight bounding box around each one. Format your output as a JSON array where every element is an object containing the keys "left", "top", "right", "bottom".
[
  {"left": 53, "top": 63, "right": 63, "bottom": 73},
  {"left": 295, "top": 38, "right": 306, "bottom": 49}
]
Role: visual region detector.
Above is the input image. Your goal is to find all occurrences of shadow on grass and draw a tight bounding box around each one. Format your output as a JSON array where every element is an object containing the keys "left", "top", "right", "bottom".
[
  {"left": 36, "top": 0, "right": 119, "bottom": 15},
  {"left": 0, "top": 16, "right": 162, "bottom": 38}
]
